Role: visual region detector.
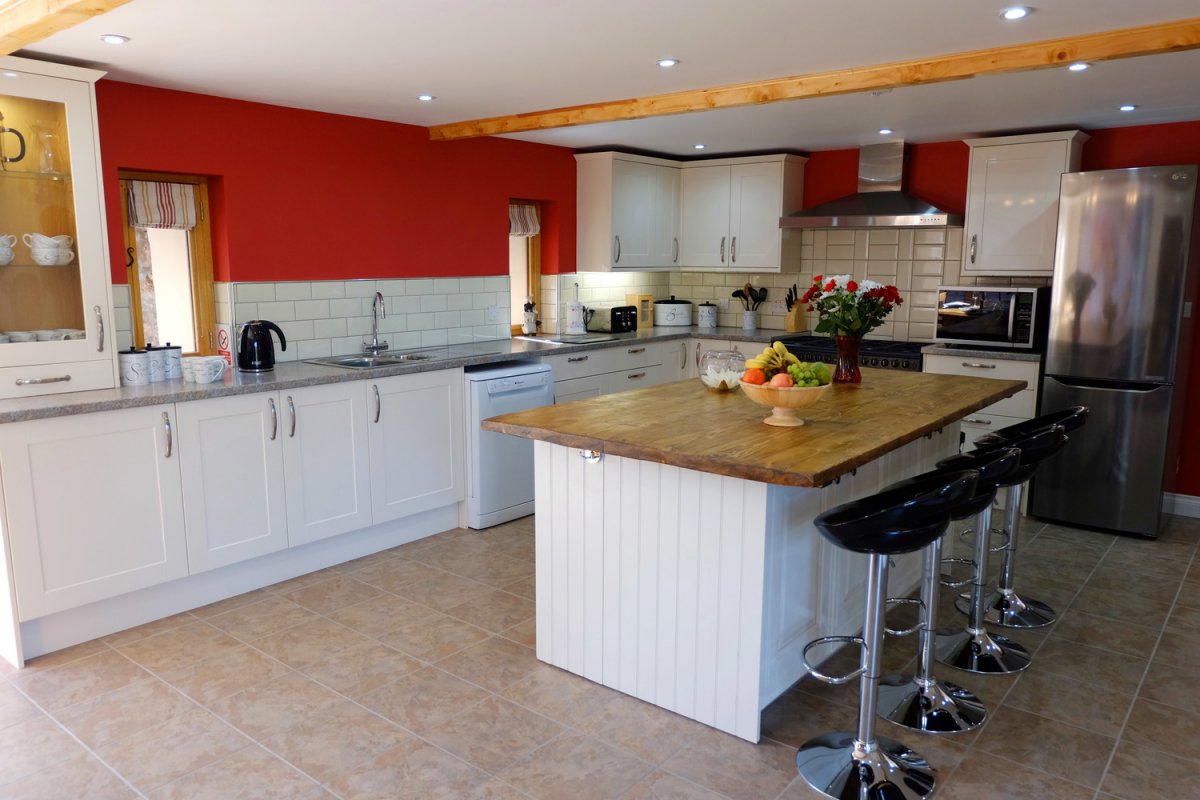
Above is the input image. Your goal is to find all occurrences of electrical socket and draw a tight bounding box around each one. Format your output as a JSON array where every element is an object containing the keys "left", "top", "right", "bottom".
[
  {"left": 766, "top": 300, "right": 787, "bottom": 314},
  {"left": 717, "top": 298, "right": 730, "bottom": 311},
  {"left": 485, "top": 305, "right": 502, "bottom": 323}
]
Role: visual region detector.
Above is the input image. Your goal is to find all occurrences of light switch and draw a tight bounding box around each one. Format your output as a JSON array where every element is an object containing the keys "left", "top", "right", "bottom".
[{"left": 1185, "top": 301, "right": 1193, "bottom": 319}]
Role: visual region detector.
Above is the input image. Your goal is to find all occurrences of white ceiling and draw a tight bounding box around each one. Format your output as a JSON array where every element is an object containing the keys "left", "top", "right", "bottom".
[{"left": 18, "top": 0, "right": 1200, "bottom": 156}]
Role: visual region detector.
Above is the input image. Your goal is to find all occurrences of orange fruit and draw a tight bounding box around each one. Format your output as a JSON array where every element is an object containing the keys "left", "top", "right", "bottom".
[{"left": 742, "top": 368, "right": 767, "bottom": 385}]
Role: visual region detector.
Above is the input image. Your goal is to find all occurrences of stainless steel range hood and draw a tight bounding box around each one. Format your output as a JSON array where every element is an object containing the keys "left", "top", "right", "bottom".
[{"left": 781, "top": 141, "right": 963, "bottom": 228}]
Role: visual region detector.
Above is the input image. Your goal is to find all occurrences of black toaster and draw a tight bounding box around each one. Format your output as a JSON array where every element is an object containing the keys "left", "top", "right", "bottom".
[{"left": 588, "top": 305, "right": 638, "bottom": 333}]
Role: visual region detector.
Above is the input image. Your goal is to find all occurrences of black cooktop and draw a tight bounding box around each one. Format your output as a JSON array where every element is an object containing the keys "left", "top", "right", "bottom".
[{"left": 775, "top": 334, "right": 925, "bottom": 356}]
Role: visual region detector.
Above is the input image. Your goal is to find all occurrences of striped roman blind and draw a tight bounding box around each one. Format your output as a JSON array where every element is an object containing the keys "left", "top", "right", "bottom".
[
  {"left": 127, "top": 180, "right": 198, "bottom": 230},
  {"left": 509, "top": 203, "right": 540, "bottom": 237}
]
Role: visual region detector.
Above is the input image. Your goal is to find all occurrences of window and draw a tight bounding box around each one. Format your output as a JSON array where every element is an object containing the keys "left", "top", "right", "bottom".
[
  {"left": 509, "top": 202, "right": 541, "bottom": 335},
  {"left": 120, "top": 171, "right": 216, "bottom": 355}
]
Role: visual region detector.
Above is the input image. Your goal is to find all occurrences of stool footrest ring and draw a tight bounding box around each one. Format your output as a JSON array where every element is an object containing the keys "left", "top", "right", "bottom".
[
  {"left": 883, "top": 598, "right": 924, "bottom": 637},
  {"left": 939, "top": 557, "right": 977, "bottom": 589},
  {"left": 802, "top": 635, "right": 866, "bottom": 685},
  {"left": 957, "top": 525, "right": 1010, "bottom": 553}
]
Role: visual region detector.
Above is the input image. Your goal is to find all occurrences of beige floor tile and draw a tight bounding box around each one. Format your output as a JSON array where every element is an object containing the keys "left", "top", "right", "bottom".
[
  {"left": 437, "top": 635, "right": 541, "bottom": 692},
  {"left": 428, "top": 548, "right": 535, "bottom": 589},
  {"left": 446, "top": 587, "right": 537, "bottom": 633},
  {"left": 503, "top": 575, "right": 536, "bottom": 600},
  {"left": 55, "top": 675, "right": 193, "bottom": 748},
  {"left": 0, "top": 682, "right": 41, "bottom": 730},
  {"left": 327, "top": 735, "right": 487, "bottom": 799},
  {"left": 282, "top": 574, "right": 382, "bottom": 614},
  {"left": 0, "top": 714, "right": 90, "bottom": 784},
  {"left": 1049, "top": 609, "right": 1161, "bottom": 658},
  {"left": 301, "top": 640, "right": 423, "bottom": 699},
  {"left": 1167, "top": 601, "right": 1200, "bottom": 633},
  {"left": 205, "top": 594, "right": 320, "bottom": 641},
  {"left": 376, "top": 607, "right": 491, "bottom": 661},
  {"left": 189, "top": 588, "right": 273, "bottom": 619},
  {"left": 660, "top": 728, "right": 797, "bottom": 800},
  {"left": 396, "top": 572, "right": 496, "bottom": 612},
  {"left": 16, "top": 639, "right": 110, "bottom": 673},
  {"left": 93, "top": 705, "right": 248, "bottom": 793},
  {"left": 1002, "top": 669, "right": 1135, "bottom": 737},
  {"left": 1152, "top": 626, "right": 1200, "bottom": 669},
  {"left": 116, "top": 621, "right": 245, "bottom": 672},
  {"left": 937, "top": 751, "right": 1094, "bottom": 800},
  {"left": 1101, "top": 739, "right": 1200, "bottom": 800},
  {"left": 0, "top": 753, "right": 137, "bottom": 799},
  {"left": 502, "top": 616, "right": 537, "bottom": 648},
  {"left": 1030, "top": 638, "right": 1148, "bottom": 695},
  {"left": 147, "top": 743, "right": 331, "bottom": 800},
  {"left": 157, "top": 644, "right": 291, "bottom": 705},
  {"left": 500, "top": 663, "right": 617, "bottom": 725},
  {"left": 258, "top": 698, "right": 412, "bottom": 783},
  {"left": 576, "top": 694, "right": 708, "bottom": 765},
  {"left": 971, "top": 705, "right": 1115, "bottom": 788},
  {"left": 349, "top": 557, "right": 447, "bottom": 593},
  {"left": 11, "top": 650, "right": 149, "bottom": 710},
  {"left": 101, "top": 612, "right": 198, "bottom": 648},
  {"left": 330, "top": 549, "right": 402, "bottom": 574},
  {"left": 1121, "top": 697, "right": 1200, "bottom": 762},
  {"left": 621, "top": 770, "right": 728, "bottom": 799},
  {"left": 466, "top": 778, "right": 537, "bottom": 799},
  {"left": 205, "top": 672, "right": 343, "bottom": 740},
  {"left": 358, "top": 666, "right": 490, "bottom": 734},
  {"left": 248, "top": 617, "right": 373, "bottom": 668},
  {"left": 424, "top": 695, "right": 563, "bottom": 772},
  {"left": 261, "top": 567, "right": 342, "bottom": 595},
  {"left": 326, "top": 593, "right": 429, "bottom": 637},
  {"left": 1138, "top": 658, "right": 1200, "bottom": 714},
  {"left": 500, "top": 732, "right": 654, "bottom": 800}
]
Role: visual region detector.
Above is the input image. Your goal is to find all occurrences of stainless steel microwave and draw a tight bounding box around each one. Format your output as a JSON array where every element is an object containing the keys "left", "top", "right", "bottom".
[{"left": 934, "top": 286, "right": 1051, "bottom": 349}]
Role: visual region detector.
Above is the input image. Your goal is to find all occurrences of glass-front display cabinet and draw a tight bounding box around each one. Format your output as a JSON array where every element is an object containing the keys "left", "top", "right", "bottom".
[{"left": 0, "top": 56, "right": 116, "bottom": 397}]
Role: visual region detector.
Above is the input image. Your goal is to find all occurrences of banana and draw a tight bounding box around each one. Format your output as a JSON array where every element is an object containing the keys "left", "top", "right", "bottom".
[
  {"left": 773, "top": 341, "right": 789, "bottom": 358},
  {"left": 784, "top": 352, "right": 800, "bottom": 365},
  {"left": 744, "top": 357, "right": 768, "bottom": 369}
]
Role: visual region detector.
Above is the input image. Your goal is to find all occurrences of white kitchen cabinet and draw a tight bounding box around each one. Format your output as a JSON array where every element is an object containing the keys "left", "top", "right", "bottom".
[
  {"left": 923, "top": 353, "right": 1040, "bottom": 452},
  {"left": 0, "top": 405, "right": 186, "bottom": 619},
  {"left": 281, "top": 382, "right": 372, "bottom": 545},
  {"left": 961, "top": 130, "right": 1088, "bottom": 277},
  {"left": 176, "top": 393, "right": 288, "bottom": 572},
  {"left": 542, "top": 342, "right": 664, "bottom": 401},
  {"left": 679, "top": 155, "right": 806, "bottom": 271},
  {"left": 553, "top": 374, "right": 605, "bottom": 404},
  {"left": 0, "top": 57, "right": 118, "bottom": 398},
  {"left": 576, "top": 152, "right": 680, "bottom": 271},
  {"left": 658, "top": 339, "right": 691, "bottom": 382},
  {"left": 367, "top": 369, "right": 465, "bottom": 524}
]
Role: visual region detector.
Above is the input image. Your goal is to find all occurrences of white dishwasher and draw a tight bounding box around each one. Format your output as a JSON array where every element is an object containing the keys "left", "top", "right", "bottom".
[{"left": 464, "top": 361, "right": 554, "bottom": 529}]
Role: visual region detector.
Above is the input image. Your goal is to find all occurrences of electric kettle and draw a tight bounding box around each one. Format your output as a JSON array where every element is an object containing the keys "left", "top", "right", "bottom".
[{"left": 237, "top": 319, "right": 287, "bottom": 373}]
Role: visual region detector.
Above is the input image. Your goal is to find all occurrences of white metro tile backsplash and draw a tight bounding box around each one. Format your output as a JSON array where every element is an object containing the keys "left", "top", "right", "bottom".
[{"left": 229, "top": 278, "right": 511, "bottom": 360}]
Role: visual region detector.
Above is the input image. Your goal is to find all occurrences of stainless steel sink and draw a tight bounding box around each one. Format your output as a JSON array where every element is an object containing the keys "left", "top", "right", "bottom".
[
  {"left": 305, "top": 353, "right": 432, "bottom": 369},
  {"left": 514, "top": 334, "right": 619, "bottom": 345}
]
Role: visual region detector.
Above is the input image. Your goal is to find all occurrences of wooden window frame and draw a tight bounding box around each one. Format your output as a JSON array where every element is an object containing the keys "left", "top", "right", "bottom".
[
  {"left": 119, "top": 170, "right": 217, "bottom": 355},
  {"left": 510, "top": 234, "right": 541, "bottom": 336}
]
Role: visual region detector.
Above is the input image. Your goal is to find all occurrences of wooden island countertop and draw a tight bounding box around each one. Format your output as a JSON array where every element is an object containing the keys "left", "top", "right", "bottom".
[{"left": 482, "top": 368, "right": 1025, "bottom": 487}]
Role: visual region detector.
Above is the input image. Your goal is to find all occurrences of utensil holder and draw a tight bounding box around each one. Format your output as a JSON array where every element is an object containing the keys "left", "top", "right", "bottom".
[{"left": 742, "top": 310, "right": 757, "bottom": 332}]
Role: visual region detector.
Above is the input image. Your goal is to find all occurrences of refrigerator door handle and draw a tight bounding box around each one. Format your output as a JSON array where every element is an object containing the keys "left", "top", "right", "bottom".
[
  {"left": 1046, "top": 375, "right": 1166, "bottom": 393},
  {"left": 1006, "top": 294, "right": 1017, "bottom": 342}
]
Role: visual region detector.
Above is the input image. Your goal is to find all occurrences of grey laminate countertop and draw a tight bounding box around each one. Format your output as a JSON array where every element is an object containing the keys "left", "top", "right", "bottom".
[
  {"left": 0, "top": 326, "right": 787, "bottom": 423},
  {"left": 920, "top": 344, "right": 1044, "bottom": 363}
]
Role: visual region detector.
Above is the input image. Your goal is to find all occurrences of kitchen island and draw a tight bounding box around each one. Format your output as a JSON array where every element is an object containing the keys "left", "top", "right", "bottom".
[{"left": 483, "top": 369, "right": 1025, "bottom": 741}]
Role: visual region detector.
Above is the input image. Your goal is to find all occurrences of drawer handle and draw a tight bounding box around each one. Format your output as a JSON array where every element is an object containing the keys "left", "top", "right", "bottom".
[
  {"left": 961, "top": 362, "right": 997, "bottom": 369},
  {"left": 614, "top": 235, "right": 621, "bottom": 264},
  {"left": 162, "top": 412, "right": 173, "bottom": 458},
  {"left": 287, "top": 395, "right": 296, "bottom": 437},
  {"left": 568, "top": 355, "right": 588, "bottom": 363},
  {"left": 964, "top": 418, "right": 992, "bottom": 425},
  {"left": 269, "top": 397, "right": 278, "bottom": 440},
  {"left": 627, "top": 371, "right": 646, "bottom": 379},
  {"left": 627, "top": 347, "right": 645, "bottom": 354},
  {"left": 373, "top": 384, "right": 381, "bottom": 423},
  {"left": 720, "top": 236, "right": 726, "bottom": 263},
  {"left": 969, "top": 234, "right": 977, "bottom": 264},
  {"left": 15, "top": 374, "right": 71, "bottom": 386},
  {"left": 731, "top": 236, "right": 737, "bottom": 263}
]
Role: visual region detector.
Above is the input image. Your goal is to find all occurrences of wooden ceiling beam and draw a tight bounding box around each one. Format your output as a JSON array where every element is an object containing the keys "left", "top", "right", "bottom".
[
  {"left": 429, "top": 16, "right": 1200, "bottom": 141},
  {"left": 0, "top": 0, "right": 132, "bottom": 56}
]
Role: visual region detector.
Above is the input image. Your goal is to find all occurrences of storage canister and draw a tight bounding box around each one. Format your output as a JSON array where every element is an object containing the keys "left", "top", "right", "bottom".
[
  {"left": 118, "top": 347, "right": 150, "bottom": 386},
  {"left": 697, "top": 302, "right": 718, "bottom": 329},
  {"left": 144, "top": 343, "right": 168, "bottom": 382},
  {"left": 161, "top": 342, "right": 183, "bottom": 379},
  {"left": 653, "top": 296, "right": 693, "bottom": 327}
]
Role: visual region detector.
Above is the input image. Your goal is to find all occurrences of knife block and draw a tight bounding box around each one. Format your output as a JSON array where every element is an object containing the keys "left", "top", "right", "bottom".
[{"left": 785, "top": 308, "right": 804, "bottom": 332}]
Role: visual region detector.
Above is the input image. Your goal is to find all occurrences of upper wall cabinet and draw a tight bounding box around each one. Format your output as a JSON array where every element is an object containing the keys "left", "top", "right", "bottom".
[
  {"left": 0, "top": 57, "right": 118, "bottom": 397},
  {"left": 679, "top": 154, "right": 806, "bottom": 272},
  {"left": 961, "top": 130, "right": 1088, "bottom": 277},
  {"left": 576, "top": 152, "right": 680, "bottom": 271}
]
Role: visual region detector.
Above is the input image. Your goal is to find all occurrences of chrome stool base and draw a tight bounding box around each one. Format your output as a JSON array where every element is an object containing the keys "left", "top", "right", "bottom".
[
  {"left": 955, "top": 589, "right": 1057, "bottom": 628},
  {"left": 876, "top": 675, "right": 986, "bottom": 734},
  {"left": 936, "top": 628, "right": 1031, "bottom": 674},
  {"left": 796, "top": 731, "right": 936, "bottom": 800}
]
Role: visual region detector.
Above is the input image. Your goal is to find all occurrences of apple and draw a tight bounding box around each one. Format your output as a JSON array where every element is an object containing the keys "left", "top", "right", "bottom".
[{"left": 768, "top": 373, "right": 794, "bottom": 388}]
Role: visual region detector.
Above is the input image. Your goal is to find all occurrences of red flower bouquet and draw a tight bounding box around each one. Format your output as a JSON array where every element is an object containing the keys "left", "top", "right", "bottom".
[{"left": 801, "top": 274, "right": 904, "bottom": 337}]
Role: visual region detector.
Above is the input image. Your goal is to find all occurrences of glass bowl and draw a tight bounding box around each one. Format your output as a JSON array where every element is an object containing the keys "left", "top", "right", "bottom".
[{"left": 699, "top": 350, "right": 744, "bottom": 392}]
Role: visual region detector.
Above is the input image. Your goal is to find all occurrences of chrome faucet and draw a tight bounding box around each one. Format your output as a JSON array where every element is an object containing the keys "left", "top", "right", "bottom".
[{"left": 363, "top": 291, "right": 388, "bottom": 355}]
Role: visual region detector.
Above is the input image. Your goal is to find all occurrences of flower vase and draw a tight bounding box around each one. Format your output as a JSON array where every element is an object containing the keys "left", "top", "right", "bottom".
[{"left": 833, "top": 335, "right": 862, "bottom": 384}]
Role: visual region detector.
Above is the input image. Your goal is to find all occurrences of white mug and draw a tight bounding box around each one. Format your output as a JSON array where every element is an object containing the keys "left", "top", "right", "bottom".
[
  {"left": 0, "top": 247, "right": 12, "bottom": 267},
  {"left": 0, "top": 234, "right": 16, "bottom": 247},
  {"left": 6, "top": 331, "right": 35, "bottom": 342},
  {"left": 181, "top": 358, "right": 197, "bottom": 382},
  {"left": 33, "top": 329, "right": 67, "bottom": 341},
  {"left": 192, "top": 356, "right": 227, "bottom": 384}
]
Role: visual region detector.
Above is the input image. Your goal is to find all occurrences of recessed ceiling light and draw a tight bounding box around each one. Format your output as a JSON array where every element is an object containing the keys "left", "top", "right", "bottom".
[
  {"left": 1000, "top": 6, "right": 1032, "bottom": 20},
  {"left": 693, "top": 144, "right": 706, "bottom": 150},
  {"left": 1119, "top": 104, "right": 1138, "bottom": 112},
  {"left": 1, "top": 71, "right": 18, "bottom": 78},
  {"left": 879, "top": 128, "right": 894, "bottom": 135},
  {"left": 1067, "top": 62, "right": 1090, "bottom": 72},
  {"left": 99, "top": 33, "right": 129, "bottom": 45},
  {"left": 656, "top": 58, "right": 680, "bottom": 68},
  {"left": 416, "top": 94, "right": 436, "bottom": 102}
]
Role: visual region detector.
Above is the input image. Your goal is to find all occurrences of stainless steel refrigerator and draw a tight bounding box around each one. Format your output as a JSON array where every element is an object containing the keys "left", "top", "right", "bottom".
[{"left": 1031, "top": 165, "right": 1199, "bottom": 537}]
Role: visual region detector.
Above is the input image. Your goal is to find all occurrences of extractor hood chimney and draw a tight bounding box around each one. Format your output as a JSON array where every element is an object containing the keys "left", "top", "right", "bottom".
[{"left": 780, "top": 141, "right": 962, "bottom": 228}]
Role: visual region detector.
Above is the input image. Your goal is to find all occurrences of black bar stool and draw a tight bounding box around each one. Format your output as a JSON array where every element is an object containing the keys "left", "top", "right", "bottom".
[
  {"left": 795, "top": 469, "right": 978, "bottom": 800},
  {"left": 877, "top": 447, "right": 1021, "bottom": 734},
  {"left": 937, "top": 426, "right": 1066, "bottom": 674},
  {"left": 965, "top": 406, "right": 1087, "bottom": 628}
]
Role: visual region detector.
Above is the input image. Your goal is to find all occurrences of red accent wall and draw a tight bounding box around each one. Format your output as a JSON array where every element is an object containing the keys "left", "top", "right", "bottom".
[
  {"left": 801, "top": 141, "right": 969, "bottom": 215},
  {"left": 94, "top": 81, "right": 576, "bottom": 283}
]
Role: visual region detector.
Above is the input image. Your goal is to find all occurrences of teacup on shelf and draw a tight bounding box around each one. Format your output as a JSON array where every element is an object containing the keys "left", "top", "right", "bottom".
[
  {"left": 30, "top": 247, "right": 73, "bottom": 266},
  {"left": 23, "top": 233, "right": 72, "bottom": 249}
]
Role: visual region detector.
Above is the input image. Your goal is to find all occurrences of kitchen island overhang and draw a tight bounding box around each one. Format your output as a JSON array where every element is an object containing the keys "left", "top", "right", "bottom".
[{"left": 483, "top": 370, "right": 1025, "bottom": 742}]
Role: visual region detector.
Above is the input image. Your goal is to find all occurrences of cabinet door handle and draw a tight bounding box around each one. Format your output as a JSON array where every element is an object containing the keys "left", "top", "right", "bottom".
[
  {"left": 672, "top": 236, "right": 679, "bottom": 263},
  {"left": 287, "top": 396, "right": 296, "bottom": 437},
  {"left": 680, "top": 341, "right": 687, "bottom": 370},
  {"left": 94, "top": 306, "right": 105, "bottom": 352},
  {"left": 627, "top": 347, "right": 645, "bottom": 354},
  {"left": 373, "top": 384, "right": 381, "bottom": 423},
  {"left": 964, "top": 417, "right": 992, "bottom": 425},
  {"left": 268, "top": 397, "right": 278, "bottom": 440},
  {"left": 614, "top": 235, "right": 621, "bottom": 264},
  {"left": 719, "top": 236, "right": 726, "bottom": 263},
  {"left": 694, "top": 341, "right": 701, "bottom": 369},
  {"left": 961, "top": 361, "right": 997, "bottom": 369},
  {"left": 969, "top": 234, "right": 977, "bottom": 264},
  {"left": 627, "top": 371, "right": 646, "bottom": 379},
  {"left": 568, "top": 355, "right": 588, "bottom": 363},
  {"left": 731, "top": 236, "right": 737, "bottom": 263},
  {"left": 162, "top": 412, "right": 173, "bottom": 458},
  {"left": 15, "top": 374, "right": 70, "bottom": 386}
]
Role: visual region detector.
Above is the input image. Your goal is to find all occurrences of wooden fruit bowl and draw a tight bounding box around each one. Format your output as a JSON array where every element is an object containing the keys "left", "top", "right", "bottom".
[{"left": 738, "top": 380, "right": 832, "bottom": 427}]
